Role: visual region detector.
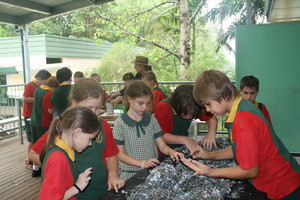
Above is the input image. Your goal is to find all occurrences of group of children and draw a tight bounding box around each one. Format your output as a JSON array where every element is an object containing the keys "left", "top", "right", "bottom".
[{"left": 23, "top": 57, "right": 299, "bottom": 200}]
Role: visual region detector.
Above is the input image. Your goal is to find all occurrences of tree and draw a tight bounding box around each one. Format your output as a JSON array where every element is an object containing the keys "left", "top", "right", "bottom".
[
  {"left": 203, "top": 0, "right": 265, "bottom": 52},
  {"left": 0, "top": 25, "right": 18, "bottom": 38},
  {"left": 93, "top": 0, "right": 211, "bottom": 76}
]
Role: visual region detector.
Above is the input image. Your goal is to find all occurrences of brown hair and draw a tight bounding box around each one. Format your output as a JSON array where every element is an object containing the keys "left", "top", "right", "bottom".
[
  {"left": 123, "top": 80, "right": 153, "bottom": 111},
  {"left": 193, "top": 70, "right": 239, "bottom": 105},
  {"left": 169, "top": 85, "right": 202, "bottom": 119},
  {"left": 90, "top": 73, "right": 101, "bottom": 82},
  {"left": 240, "top": 75, "right": 259, "bottom": 91},
  {"left": 74, "top": 71, "right": 84, "bottom": 78},
  {"left": 40, "top": 106, "right": 100, "bottom": 163},
  {"left": 69, "top": 78, "right": 103, "bottom": 104},
  {"left": 45, "top": 76, "right": 59, "bottom": 88},
  {"left": 141, "top": 71, "right": 158, "bottom": 85},
  {"left": 122, "top": 72, "right": 134, "bottom": 81}
]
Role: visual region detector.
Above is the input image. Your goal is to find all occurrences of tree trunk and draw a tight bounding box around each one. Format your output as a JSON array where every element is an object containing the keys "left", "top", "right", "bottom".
[{"left": 179, "top": 0, "right": 190, "bottom": 73}]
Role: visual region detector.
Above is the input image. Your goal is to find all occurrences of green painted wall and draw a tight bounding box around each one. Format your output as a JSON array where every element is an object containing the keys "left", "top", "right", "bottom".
[{"left": 236, "top": 22, "right": 300, "bottom": 152}]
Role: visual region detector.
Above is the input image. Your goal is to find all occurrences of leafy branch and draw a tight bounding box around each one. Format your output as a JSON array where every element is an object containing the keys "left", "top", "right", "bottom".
[{"left": 95, "top": 11, "right": 180, "bottom": 59}]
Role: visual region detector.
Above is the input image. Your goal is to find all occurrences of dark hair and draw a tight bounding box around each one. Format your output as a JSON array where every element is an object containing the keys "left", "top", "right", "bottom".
[
  {"left": 34, "top": 70, "right": 51, "bottom": 80},
  {"left": 240, "top": 75, "right": 259, "bottom": 91},
  {"left": 169, "top": 85, "right": 202, "bottom": 119},
  {"left": 135, "top": 63, "right": 153, "bottom": 72},
  {"left": 40, "top": 106, "right": 100, "bottom": 163},
  {"left": 122, "top": 72, "right": 134, "bottom": 81},
  {"left": 56, "top": 67, "right": 72, "bottom": 83},
  {"left": 193, "top": 70, "right": 239, "bottom": 105},
  {"left": 124, "top": 80, "right": 153, "bottom": 111},
  {"left": 45, "top": 76, "right": 59, "bottom": 88},
  {"left": 69, "top": 78, "right": 103, "bottom": 104},
  {"left": 141, "top": 71, "right": 158, "bottom": 85},
  {"left": 74, "top": 71, "right": 84, "bottom": 78}
]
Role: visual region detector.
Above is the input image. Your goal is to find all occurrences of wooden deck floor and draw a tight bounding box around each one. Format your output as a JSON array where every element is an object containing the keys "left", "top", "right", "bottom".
[{"left": 0, "top": 135, "right": 40, "bottom": 200}]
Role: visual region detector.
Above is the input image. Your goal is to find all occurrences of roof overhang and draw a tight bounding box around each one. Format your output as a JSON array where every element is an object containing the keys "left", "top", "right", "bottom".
[
  {"left": 0, "top": 0, "right": 113, "bottom": 26},
  {"left": 0, "top": 67, "right": 18, "bottom": 74},
  {"left": 265, "top": 0, "right": 300, "bottom": 23}
]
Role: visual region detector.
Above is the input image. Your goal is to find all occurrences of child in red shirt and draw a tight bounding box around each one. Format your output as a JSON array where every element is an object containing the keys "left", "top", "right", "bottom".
[
  {"left": 141, "top": 71, "right": 167, "bottom": 113},
  {"left": 183, "top": 70, "right": 300, "bottom": 200},
  {"left": 29, "top": 78, "right": 124, "bottom": 199},
  {"left": 39, "top": 106, "right": 99, "bottom": 200},
  {"left": 22, "top": 69, "right": 51, "bottom": 169},
  {"left": 240, "top": 75, "right": 272, "bottom": 124}
]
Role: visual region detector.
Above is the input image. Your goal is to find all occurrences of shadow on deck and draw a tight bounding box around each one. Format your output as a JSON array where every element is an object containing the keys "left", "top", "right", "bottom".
[{"left": 0, "top": 135, "right": 40, "bottom": 200}]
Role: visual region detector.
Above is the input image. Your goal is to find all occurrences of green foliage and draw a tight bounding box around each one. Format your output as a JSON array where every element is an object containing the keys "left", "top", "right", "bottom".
[
  {"left": 1, "top": 0, "right": 235, "bottom": 82},
  {"left": 0, "top": 25, "right": 18, "bottom": 38},
  {"left": 184, "top": 30, "right": 234, "bottom": 80},
  {"left": 203, "top": 0, "right": 265, "bottom": 52},
  {"left": 86, "top": 42, "right": 136, "bottom": 92}
]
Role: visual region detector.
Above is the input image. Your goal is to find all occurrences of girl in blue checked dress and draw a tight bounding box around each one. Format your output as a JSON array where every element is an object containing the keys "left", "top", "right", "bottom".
[{"left": 113, "top": 80, "right": 184, "bottom": 180}]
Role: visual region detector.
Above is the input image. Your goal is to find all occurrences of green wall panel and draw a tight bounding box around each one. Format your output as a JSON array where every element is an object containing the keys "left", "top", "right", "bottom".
[{"left": 236, "top": 22, "right": 300, "bottom": 152}]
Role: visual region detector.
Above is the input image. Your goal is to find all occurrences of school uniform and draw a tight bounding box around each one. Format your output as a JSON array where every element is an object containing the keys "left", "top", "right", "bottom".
[
  {"left": 152, "top": 85, "right": 167, "bottom": 111},
  {"left": 225, "top": 97, "right": 300, "bottom": 200},
  {"left": 253, "top": 100, "right": 272, "bottom": 124},
  {"left": 113, "top": 112, "right": 163, "bottom": 180},
  {"left": 32, "top": 119, "right": 119, "bottom": 200},
  {"left": 22, "top": 80, "right": 38, "bottom": 142},
  {"left": 52, "top": 83, "right": 72, "bottom": 116},
  {"left": 76, "top": 119, "right": 119, "bottom": 200},
  {"left": 154, "top": 99, "right": 213, "bottom": 149},
  {"left": 31, "top": 85, "right": 51, "bottom": 144},
  {"left": 41, "top": 90, "right": 54, "bottom": 128},
  {"left": 39, "top": 137, "right": 76, "bottom": 200}
]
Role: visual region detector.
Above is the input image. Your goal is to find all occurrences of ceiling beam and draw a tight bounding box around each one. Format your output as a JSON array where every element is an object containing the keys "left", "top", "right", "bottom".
[
  {"left": 17, "top": 0, "right": 113, "bottom": 25},
  {"left": 0, "top": 13, "right": 18, "bottom": 25},
  {"left": 0, "top": 0, "right": 51, "bottom": 15}
]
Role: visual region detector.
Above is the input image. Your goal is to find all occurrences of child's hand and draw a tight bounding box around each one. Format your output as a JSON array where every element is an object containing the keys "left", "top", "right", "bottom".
[
  {"left": 170, "top": 151, "right": 184, "bottom": 163},
  {"left": 190, "top": 146, "right": 209, "bottom": 159},
  {"left": 181, "top": 157, "right": 212, "bottom": 176},
  {"left": 75, "top": 167, "right": 93, "bottom": 192},
  {"left": 143, "top": 158, "right": 160, "bottom": 168},
  {"left": 199, "top": 134, "right": 216, "bottom": 149},
  {"left": 184, "top": 138, "right": 200, "bottom": 152},
  {"left": 107, "top": 174, "right": 125, "bottom": 193}
]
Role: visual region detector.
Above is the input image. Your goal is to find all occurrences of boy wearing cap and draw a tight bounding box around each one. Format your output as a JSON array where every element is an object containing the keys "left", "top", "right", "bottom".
[{"left": 182, "top": 70, "right": 300, "bottom": 200}]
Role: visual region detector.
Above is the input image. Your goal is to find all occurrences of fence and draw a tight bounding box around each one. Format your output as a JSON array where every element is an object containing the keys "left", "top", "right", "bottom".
[{"left": 0, "top": 81, "right": 227, "bottom": 142}]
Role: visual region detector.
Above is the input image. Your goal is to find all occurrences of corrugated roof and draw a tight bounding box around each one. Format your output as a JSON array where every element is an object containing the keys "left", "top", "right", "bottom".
[
  {"left": 0, "top": 34, "right": 112, "bottom": 59},
  {"left": 0, "top": 67, "right": 18, "bottom": 74},
  {"left": 0, "top": 0, "right": 112, "bottom": 25},
  {"left": 265, "top": 0, "right": 300, "bottom": 23}
]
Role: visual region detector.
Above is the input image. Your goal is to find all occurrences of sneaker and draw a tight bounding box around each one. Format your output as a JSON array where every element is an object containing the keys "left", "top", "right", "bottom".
[
  {"left": 25, "top": 160, "right": 33, "bottom": 169},
  {"left": 32, "top": 168, "right": 41, "bottom": 177}
]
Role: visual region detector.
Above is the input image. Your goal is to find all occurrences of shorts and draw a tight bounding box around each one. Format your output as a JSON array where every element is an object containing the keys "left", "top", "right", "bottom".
[{"left": 24, "top": 117, "right": 32, "bottom": 142}]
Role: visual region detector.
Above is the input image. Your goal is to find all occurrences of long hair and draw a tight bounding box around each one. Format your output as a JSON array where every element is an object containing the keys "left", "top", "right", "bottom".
[
  {"left": 193, "top": 70, "right": 239, "bottom": 105},
  {"left": 169, "top": 85, "right": 202, "bottom": 119},
  {"left": 123, "top": 80, "right": 153, "bottom": 111},
  {"left": 69, "top": 78, "right": 103, "bottom": 104},
  {"left": 40, "top": 106, "right": 100, "bottom": 164}
]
